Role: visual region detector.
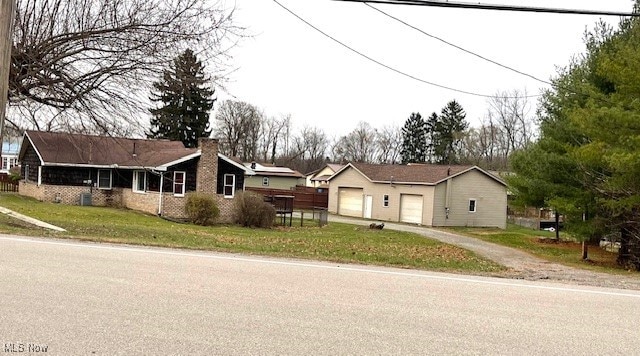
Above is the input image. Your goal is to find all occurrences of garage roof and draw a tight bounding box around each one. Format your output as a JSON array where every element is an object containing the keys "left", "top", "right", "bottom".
[{"left": 330, "top": 162, "right": 506, "bottom": 186}]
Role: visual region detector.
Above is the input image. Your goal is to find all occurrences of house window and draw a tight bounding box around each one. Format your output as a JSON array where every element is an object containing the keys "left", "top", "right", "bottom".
[
  {"left": 224, "top": 174, "right": 235, "bottom": 198},
  {"left": 469, "top": 199, "right": 477, "bottom": 213},
  {"left": 97, "top": 169, "right": 112, "bottom": 189},
  {"left": 1, "top": 157, "right": 7, "bottom": 170},
  {"left": 173, "top": 171, "right": 186, "bottom": 196},
  {"left": 383, "top": 195, "right": 389, "bottom": 208},
  {"left": 133, "top": 170, "right": 147, "bottom": 193},
  {"left": 262, "top": 177, "right": 269, "bottom": 186}
]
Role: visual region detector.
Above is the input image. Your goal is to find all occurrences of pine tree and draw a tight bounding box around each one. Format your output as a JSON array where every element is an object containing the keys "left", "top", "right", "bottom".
[
  {"left": 433, "top": 100, "right": 468, "bottom": 164},
  {"left": 401, "top": 112, "right": 427, "bottom": 164},
  {"left": 148, "top": 49, "right": 214, "bottom": 148},
  {"left": 425, "top": 112, "right": 439, "bottom": 163}
]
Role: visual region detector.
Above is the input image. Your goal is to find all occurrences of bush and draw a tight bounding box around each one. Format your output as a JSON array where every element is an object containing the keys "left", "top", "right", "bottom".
[
  {"left": 185, "top": 192, "right": 219, "bottom": 226},
  {"left": 8, "top": 166, "right": 21, "bottom": 181},
  {"left": 233, "top": 192, "right": 276, "bottom": 228}
]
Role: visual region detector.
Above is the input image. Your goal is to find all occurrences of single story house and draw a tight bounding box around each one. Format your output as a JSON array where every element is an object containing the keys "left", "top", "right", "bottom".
[
  {"left": 243, "top": 162, "right": 305, "bottom": 190},
  {"left": 18, "top": 131, "right": 253, "bottom": 221},
  {"left": 328, "top": 163, "right": 507, "bottom": 229},
  {"left": 305, "top": 163, "right": 344, "bottom": 188}
]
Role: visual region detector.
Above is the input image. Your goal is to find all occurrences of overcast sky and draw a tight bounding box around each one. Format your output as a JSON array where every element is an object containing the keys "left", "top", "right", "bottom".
[{"left": 217, "top": 0, "right": 634, "bottom": 137}]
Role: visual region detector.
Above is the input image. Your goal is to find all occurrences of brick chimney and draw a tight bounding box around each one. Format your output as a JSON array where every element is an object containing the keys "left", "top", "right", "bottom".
[{"left": 196, "top": 138, "right": 219, "bottom": 194}]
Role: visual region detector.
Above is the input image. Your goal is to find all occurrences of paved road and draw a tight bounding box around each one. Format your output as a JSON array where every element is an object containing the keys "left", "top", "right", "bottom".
[
  {"left": 2, "top": 234, "right": 640, "bottom": 355},
  {"left": 328, "top": 215, "right": 640, "bottom": 290}
]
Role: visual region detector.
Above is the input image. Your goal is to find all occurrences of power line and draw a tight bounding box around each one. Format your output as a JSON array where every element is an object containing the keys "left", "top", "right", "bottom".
[
  {"left": 333, "top": 0, "right": 640, "bottom": 17},
  {"left": 271, "top": 0, "right": 539, "bottom": 99},
  {"left": 361, "top": 2, "right": 623, "bottom": 107},
  {"left": 365, "top": 3, "right": 553, "bottom": 86}
]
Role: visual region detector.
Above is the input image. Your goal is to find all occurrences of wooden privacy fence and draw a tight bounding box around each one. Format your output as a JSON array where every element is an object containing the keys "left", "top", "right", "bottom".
[
  {"left": 246, "top": 186, "right": 328, "bottom": 210},
  {"left": 0, "top": 174, "right": 18, "bottom": 192}
]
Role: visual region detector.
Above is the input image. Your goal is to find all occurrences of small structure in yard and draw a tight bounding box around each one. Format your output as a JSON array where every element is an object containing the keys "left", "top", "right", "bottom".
[
  {"left": 18, "top": 131, "right": 254, "bottom": 222},
  {"left": 264, "top": 194, "right": 294, "bottom": 226}
]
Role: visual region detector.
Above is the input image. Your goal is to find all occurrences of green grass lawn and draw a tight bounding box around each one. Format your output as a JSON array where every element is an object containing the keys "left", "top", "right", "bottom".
[
  {"left": 449, "top": 224, "right": 626, "bottom": 273},
  {"left": 0, "top": 193, "right": 504, "bottom": 274}
]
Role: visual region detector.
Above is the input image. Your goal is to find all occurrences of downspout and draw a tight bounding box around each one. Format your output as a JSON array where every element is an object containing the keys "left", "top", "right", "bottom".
[
  {"left": 445, "top": 178, "right": 452, "bottom": 219},
  {"left": 158, "top": 172, "right": 164, "bottom": 216}
]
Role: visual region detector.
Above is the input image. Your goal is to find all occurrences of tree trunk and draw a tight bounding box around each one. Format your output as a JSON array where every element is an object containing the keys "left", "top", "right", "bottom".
[
  {"left": 555, "top": 210, "right": 560, "bottom": 240},
  {"left": 582, "top": 241, "right": 588, "bottom": 260},
  {"left": 0, "top": 0, "right": 17, "bottom": 141}
]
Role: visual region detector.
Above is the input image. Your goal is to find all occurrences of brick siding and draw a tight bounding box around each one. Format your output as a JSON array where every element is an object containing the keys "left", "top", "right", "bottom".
[{"left": 196, "top": 138, "right": 218, "bottom": 195}]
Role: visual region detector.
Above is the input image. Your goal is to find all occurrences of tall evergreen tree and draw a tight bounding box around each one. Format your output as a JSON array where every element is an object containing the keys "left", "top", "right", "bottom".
[
  {"left": 425, "top": 112, "right": 439, "bottom": 163},
  {"left": 401, "top": 112, "right": 427, "bottom": 164},
  {"left": 148, "top": 49, "right": 214, "bottom": 148},
  {"left": 433, "top": 100, "right": 468, "bottom": 164},
  {"left": 510, "top": 4, "right": 640, "bottom": 266}
]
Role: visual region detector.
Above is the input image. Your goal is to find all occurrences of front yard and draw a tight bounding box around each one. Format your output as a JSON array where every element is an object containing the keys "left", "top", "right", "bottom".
[
  {"left": 451, "top": 225, "right": 625, "bottom": 273},
  {"left": 0, "top": 193, "right": 503, "bottom": 274}
]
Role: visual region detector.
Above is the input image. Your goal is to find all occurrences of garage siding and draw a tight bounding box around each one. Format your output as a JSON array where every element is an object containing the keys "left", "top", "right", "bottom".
[{"left": 432, "top": 169, "right": 507, "bottom": 228}]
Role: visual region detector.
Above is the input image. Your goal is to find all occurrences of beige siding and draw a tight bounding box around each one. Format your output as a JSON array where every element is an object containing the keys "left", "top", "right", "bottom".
[
  {"left": 328, "top": 168, "right": 436, "bottom": 225},
  {"left": 432, "top": 169, "right": 507, "bottom": 229},
  {"left": 245, "top": 175, "right": 303, "bottom": 190}
]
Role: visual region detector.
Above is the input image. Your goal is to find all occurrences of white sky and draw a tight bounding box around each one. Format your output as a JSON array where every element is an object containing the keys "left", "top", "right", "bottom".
[{"left": 217, "top": 0, "right": 634, "bottom": 138}]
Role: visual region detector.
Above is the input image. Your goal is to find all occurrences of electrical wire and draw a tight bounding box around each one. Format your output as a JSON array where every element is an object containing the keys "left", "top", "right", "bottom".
[
  {"left": 334, "top": 0, "right": 640, "bottom": 17},
  {"left": 365, "top": 3, "right": 553, "bottom": 87},
  {"left": 361, "top": 2, "right": 624, "bottom": 107},
  {"left": 271, "top": 0, "right": 540, "bottom": 99}
]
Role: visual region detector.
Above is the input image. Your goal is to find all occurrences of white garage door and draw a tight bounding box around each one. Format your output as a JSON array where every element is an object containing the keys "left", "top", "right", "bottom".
[
  {"left": 400, "top": 194, "right": 423, "bottom": 224},
  {"left": 338, "top": 188, "right": 363, "bottom": 217}
]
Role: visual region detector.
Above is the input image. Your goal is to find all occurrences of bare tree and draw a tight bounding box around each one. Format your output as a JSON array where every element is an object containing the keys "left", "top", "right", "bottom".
[
  {"left": 8, "top": 0, "right": 241, "bottom": 135},
  {"left": 258, "top": 114, "right": 290, "bottom": 164},
  {"left": 376, "top": 124, "right": 402, "bottom": 164},
  {"left": 214, "top": 100, "right": 262, "bottom": 161},
  {"left": 279, "top": 125, "right": 328, "bottom": 174},
  {"left": 486, "top": 89, "right": 536, "bottom": 165},
  {"left": 332, "top": 121, "right": 378, "bottom": 163}
]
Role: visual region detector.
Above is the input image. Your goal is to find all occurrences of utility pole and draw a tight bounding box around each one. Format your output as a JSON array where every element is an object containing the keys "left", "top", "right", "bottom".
[{"left": 0, "top": 0, "right": 17, "bottom": 145}]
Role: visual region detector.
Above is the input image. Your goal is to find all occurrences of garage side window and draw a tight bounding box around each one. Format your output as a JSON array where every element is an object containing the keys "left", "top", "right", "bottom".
[
  {"left": 383, "top": 194, "right": 389, "bottom": 207},
  {"left": 469, "top": 199, "right": 477, "bottom": 213}
]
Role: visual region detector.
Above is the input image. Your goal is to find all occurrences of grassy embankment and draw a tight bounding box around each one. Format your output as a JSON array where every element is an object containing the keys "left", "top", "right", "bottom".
[{"left": 0, "top": 193, "right": 503, "bottom": 274}]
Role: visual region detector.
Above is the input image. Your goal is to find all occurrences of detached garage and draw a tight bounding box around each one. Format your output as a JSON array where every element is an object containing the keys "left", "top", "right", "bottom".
[
  {"left": 338, "top": 188, "right": 363, "bottom": 217},
  {"left": 327, "top": 163, "right": 507, "bottom": 229}
]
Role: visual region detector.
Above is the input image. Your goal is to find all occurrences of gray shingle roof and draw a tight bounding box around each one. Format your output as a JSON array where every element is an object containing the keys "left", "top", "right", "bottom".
[
  {"left": 331, "top": 162, "right": 505, "bottom": 185},
  {"left": 24, "top": 131, "right": 197, "bottom": 168}
]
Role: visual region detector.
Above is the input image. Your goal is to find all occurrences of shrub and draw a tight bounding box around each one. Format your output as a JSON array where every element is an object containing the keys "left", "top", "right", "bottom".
[
  {"left": 233, "top": 192, "right": 276, "bottom": 228},
  {"left": 8, "top": 166, "right": 21, "bottom": 181},
  {"left": 185, "top": 192, "right": 219, "bottom": 226}
]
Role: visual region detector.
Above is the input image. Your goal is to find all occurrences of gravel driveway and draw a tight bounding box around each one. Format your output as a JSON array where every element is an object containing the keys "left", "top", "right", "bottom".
[{"left": 328, "top": 215, "right": 640, "bottom": 290}]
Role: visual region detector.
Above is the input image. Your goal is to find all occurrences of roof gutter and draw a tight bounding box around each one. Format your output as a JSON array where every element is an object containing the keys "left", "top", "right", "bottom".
[{"left": 42, "top": 162, "right": 168, "bottom": 171}]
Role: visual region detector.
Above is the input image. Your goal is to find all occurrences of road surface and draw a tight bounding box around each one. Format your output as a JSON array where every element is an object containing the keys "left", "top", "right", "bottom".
[{"left": 1, "top": 234, "right": 639, "bottom": 355}]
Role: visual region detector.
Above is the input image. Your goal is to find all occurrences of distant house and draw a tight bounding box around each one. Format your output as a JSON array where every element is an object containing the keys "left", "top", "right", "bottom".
[
  {"left": 243, "top": 162, "right": 305, "bottom": 190},
  {"left": 1, "top": 137, "right": 21, "bottom": 174},
  {"left": 328, "top": 163, "right": 507, "bottom": 229},
  {"left": 18, "top": 131, "right": 253, "bottom": 221},
  {"left": 305, "top": 163, "right": 344, "bottom": 189}
]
